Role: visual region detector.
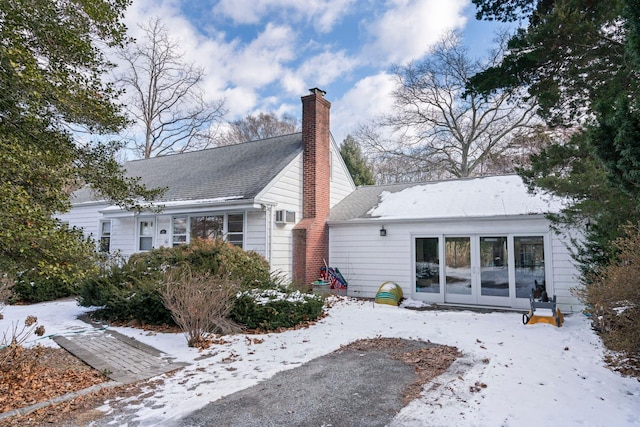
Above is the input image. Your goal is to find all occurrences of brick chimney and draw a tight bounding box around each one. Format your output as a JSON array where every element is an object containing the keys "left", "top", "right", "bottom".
[{"left": 292, "top": 88, "right": 331, "bottom": 286}]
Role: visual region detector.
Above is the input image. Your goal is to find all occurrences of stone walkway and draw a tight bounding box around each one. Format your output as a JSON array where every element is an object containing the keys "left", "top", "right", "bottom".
[{"left": 52, "top": 329, "right": 188, "bottom": 384}]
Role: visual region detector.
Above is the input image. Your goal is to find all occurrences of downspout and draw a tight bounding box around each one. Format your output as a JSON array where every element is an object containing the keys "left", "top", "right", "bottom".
[{"left": 263, "top": 204, "right": 272, "bottom": 263}]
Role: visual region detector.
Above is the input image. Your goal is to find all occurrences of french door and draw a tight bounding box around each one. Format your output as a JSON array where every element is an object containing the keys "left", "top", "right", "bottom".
[{"left": 415, "top": 234, "right": 547, "bottom": 308}]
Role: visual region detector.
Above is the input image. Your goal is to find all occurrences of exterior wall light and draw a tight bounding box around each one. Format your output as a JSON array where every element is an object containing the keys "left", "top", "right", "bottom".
[{"left": 380, "top": 225, "right": 387, "bottom": 237}]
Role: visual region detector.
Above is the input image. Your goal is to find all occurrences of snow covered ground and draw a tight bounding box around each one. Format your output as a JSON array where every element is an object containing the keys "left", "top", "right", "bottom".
[{"left": 2, "top": 297, "right": 639, "bottom": 426}]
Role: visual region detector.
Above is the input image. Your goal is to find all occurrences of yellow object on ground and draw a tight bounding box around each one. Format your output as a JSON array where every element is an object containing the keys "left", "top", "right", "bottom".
[
  {"left": 523, "top": 308, "right": 564, "bottom": 327},
  {"left": 375, "top": 281, "right": 403, "bottom": 306}
]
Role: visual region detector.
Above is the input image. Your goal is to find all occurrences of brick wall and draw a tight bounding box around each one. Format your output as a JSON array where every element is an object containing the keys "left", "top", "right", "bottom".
[{"left": 292, "top": 88, "right": 331, "bottom": 285}]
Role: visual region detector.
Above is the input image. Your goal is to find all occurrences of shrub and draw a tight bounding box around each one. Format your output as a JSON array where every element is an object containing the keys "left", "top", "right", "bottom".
[
  {"left": 579, "top": 224, "right": 640, "bottom": 365},
  {"left": 125, "top": 238, "right": 271, "bottom": 290},
  {"left": 1, "top": 315, "right": 46, "bottom": 385},
  {"left": 78, "top": 239, "right": 272, "bottom": 325},
  {"left": 231, "top": 286, "right": 325, "bottom": 330},
  {"left": 7, "top": 226, "right": 99, "bottom": 303},
  {"left": 162, "top": 265, "right": 242, "bottom": 346},
  {"left": 1, "top": 315, "right": 45, "bottom": 351}
]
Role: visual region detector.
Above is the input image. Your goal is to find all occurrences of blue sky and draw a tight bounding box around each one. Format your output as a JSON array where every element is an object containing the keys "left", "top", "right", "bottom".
[{"left": 121, "top": 0, "right": 510, "bottom": 145}]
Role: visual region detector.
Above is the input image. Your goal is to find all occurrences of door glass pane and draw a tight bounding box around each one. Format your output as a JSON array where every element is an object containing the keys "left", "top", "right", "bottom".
[
  {"left": 480, "top": 237, "right": 509, "bottom": 297},
  {"left": 445, "top": 237, "right": 471, "bottom": 295},
  {"left": 415, "top": 238, "right": 440, "bottom": 293},
  {"left": 140, "top": 236, "right": 153, "bottom": 251},
  {"left": 515, "top": 236, "right": 545, "bottom": 298}
]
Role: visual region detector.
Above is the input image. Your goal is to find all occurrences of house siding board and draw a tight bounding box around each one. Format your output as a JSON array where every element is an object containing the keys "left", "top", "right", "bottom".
[
  {"left": 258, "top": 154, "right": 303, "bottom": 207},
  {"left": 271, "top": 227, "right": 294, "bottom": 278},
  {"left": 329, "top": 142, "right": 356, "bottom": 208},
  {"left": 257, "top": 155, "right": 304, "bottom": 280},
  {"left": 245, "top": 210, "right": 266, "bottom": 257},
  {"left": 329, "top": 216, "right": 583, "bottom": 312},
  {"left": 550, "top": 232, "right": 583, "bottom": 312},
  {"left": 110, "top": 217, "right": 136, "bottom": 257},
  {"left": 57, "top": 204, "right": 106, "bottom": 238}
]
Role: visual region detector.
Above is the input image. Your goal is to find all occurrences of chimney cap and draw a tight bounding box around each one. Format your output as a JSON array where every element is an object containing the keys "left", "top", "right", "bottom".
[{"left": 308, "top": 87, "right": 326, "bottom": 96}]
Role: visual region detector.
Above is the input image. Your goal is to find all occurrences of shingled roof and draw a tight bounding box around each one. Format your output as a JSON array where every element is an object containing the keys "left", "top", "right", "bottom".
[{"left": 72, "top": 133, "right": 303, "bottom": 204}]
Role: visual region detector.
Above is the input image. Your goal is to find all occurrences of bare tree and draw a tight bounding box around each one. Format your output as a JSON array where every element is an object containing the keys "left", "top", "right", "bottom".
[
  {"left": 118, "top": 18, "right": 226, "bottom": 158},
  {"left": 358, "top": 31, "right": 539, "bottom": 182},
  {"left": 217, "top": 112, "right": 299, "bottom": 146}
]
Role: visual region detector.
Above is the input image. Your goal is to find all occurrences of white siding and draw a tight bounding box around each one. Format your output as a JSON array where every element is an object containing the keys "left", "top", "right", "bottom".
[
  {"left": 551, "top": 232, "right": 583, "bottom": 312},
  {"left": 330, "top": 142, "right": 356, "bottom": 207},
  {"left": 329, "top": 216, "right": 583, "bottom": 312},
  {"left": 57, "top": 204, "right": 107, "bottom": 239},
  {"left": 259, "top": 157, "right": 304, "bottom": 279},
  {"left": 245, "top": 210, "right": 267, "bottom": 258},
  {"left": 110, "top": 216, "right": 136, "bottom": 257}
]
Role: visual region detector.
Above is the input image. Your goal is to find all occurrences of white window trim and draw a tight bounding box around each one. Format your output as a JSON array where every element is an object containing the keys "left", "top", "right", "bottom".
[
  {"left": 137, "top": 218, "right": 155, "bottom": 251},
  {"left": 99, "top": 220, "right": 112, "bottom": 253},
  {"left": 170, "top": 212, "right": 245, "bottom": 248}
]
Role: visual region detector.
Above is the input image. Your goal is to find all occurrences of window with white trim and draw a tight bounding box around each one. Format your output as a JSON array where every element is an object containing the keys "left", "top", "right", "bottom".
[
  {"left": 138, "top": 219, "right": 154, "bottom": 251},
  {"left": 170, "top": 213, "right": 244, "bottom": 248},
  {"left": 190, "top": 215, "right": 223, "bottom": 240},
  {"left": 99, "top": 221, "right": 111, "bottom": 252},
  {"left": 172, "top": 216, "right": 187, "bottom": 246},
  {"left": 226, "top": 214, "right": 244, "bottom": 248}
]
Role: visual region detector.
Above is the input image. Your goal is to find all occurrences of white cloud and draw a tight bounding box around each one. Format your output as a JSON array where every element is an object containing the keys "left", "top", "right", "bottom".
[
  {"left": 331, "top": 72, "right": 397, "bottom": 144},
  {"left": 296, "top": 50, "right": 359, "bottom": 89},
  {"left": 361, "top": 0, "right": 468, "bottom": 64},
  {"left": 222, "top": 86, "right": 259, "bottom": 116},
  {"left": 215, "top": 0, "right": 356, "bottom": 33},
  {"left": 226, "top": 23, "right": 297, "bottom": 88}
]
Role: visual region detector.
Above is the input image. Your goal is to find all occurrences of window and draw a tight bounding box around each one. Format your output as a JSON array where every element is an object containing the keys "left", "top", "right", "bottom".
[
  {"left": 99, "top": 221, "right": 111, "bottom": 252},
  {"left": 139, "top": 220, "right": 154, "bottom": 251},
  {"left": 172, "top": 216, "right": 187, "bottom": 246},
  {"left": 169, "top": 213, "right": 244, "bottom": 247},
  {"left": 227, "top": 214, "right": 244, "bottom": 248},
  {"left": 190, "top": 215, "right": 223, "bottom": 240}
]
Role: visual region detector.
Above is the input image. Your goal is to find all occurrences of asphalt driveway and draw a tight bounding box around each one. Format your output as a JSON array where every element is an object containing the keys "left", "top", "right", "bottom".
[{"left": 177, "top": 339, "right": 441, "bottom": 427}]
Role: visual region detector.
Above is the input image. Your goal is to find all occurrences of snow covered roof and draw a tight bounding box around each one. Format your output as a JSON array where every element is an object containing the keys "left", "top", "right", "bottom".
[{"left": 329, "top": 175, "right": 565, "bottom": 222}]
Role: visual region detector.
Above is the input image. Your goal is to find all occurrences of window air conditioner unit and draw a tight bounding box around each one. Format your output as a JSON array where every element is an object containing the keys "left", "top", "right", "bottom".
[{"left": 275, "top": 210, "right": 296, "bottom": 224}]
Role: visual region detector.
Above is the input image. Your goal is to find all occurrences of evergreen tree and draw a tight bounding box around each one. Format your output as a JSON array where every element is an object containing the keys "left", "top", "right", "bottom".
[
  {"left": 340, "top": 136, "right": 376, "bottom": 186},
  {"left": 471, "top": 0, "right": 640, "bottom": 271},
  {"left": 0, "top": 0, "right": 161, "bottom": 297}
]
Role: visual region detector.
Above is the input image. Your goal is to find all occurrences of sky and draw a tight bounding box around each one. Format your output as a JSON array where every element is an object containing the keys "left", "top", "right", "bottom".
[
  {"left": 118, "top": 0, "right": 509, "bottom": 147},
  {"left": 4, "top": 297, "right": 639, "bottom": 425}
]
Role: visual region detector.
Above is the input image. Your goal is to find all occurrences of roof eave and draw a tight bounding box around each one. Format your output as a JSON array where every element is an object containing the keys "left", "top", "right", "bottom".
[
  {"left": 100, "top": 198, "right": 263, "bottom": 218},
  {"left": 327, "top": 212, "right": 552, "bottom": 225}
]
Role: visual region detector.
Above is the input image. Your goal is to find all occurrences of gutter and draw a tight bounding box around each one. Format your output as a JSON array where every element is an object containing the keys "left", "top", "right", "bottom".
[{"left": 326, "top": 213, "right": 549, "bottom": 226}]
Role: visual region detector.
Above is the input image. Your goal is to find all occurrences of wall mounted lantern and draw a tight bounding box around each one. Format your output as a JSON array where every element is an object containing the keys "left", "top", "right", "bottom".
[{"left": 379, "top": 225, "right": 387, "bottom": 237}]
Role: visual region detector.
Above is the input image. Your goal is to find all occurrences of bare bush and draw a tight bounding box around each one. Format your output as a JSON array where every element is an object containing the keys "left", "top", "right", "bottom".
[
  {"left": 162, "top": 265, "right": 242, "bottom": 347},
  {"left": 1, "top": 315, "right": 46, "bottom": 367},
  {"left": 579, "top": 224, "right": 640, "bottom": 373}
]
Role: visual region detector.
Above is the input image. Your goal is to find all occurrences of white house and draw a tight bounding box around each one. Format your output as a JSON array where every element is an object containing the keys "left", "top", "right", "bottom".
[
  {"left": 61, "top": 89, "right": 583, "bottom": 312},
  {"left": 59, "top": 88, "right": 355, "bottom": 283},
  {"left": 327, "top": 175, "right": 583, "bottom": 313}
]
